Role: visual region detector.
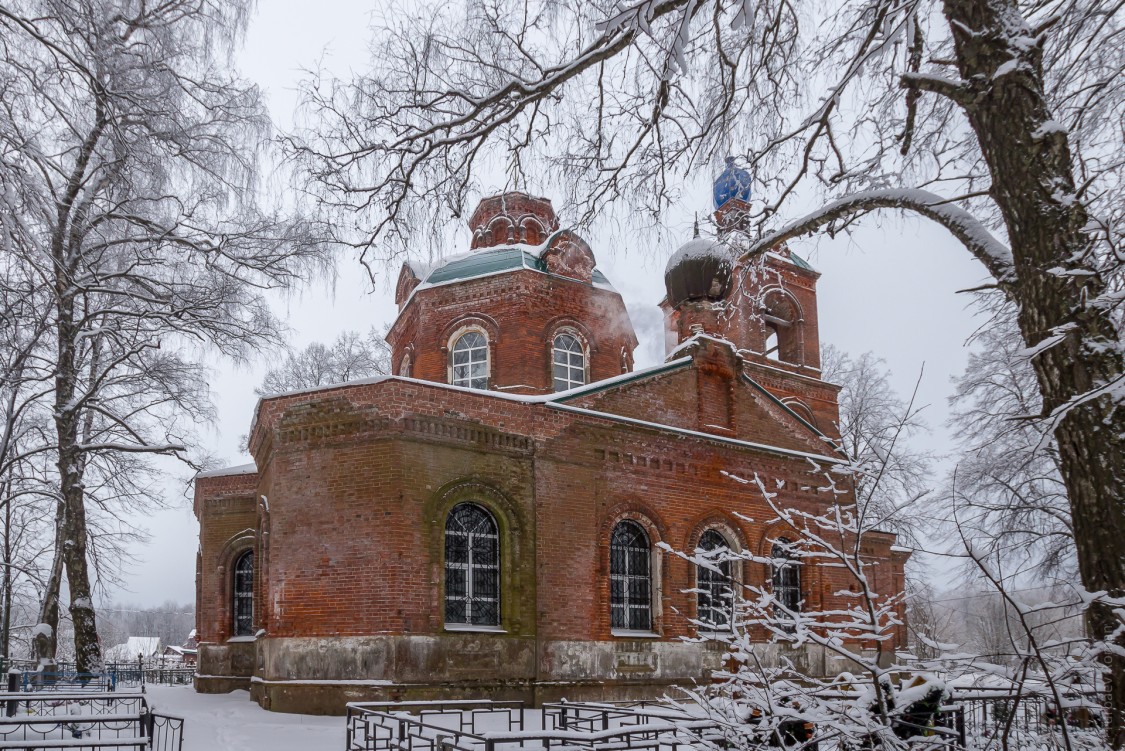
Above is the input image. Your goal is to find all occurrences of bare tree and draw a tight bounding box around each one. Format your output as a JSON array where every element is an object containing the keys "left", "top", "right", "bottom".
[
  {"left": 0, "top": 0, "right": 326, "bottom": 672},
  {"left": 822, "top": 345, "right": 932, "bottom": 543},
  {"left": 947, "top": 297, "right": 1073, "bottom": 576},
  {"left": 289, "top": 0, "right": 1125, "bottom": 735},
  {"left": 256, "top": 328, "right": 391, "bottom": 396}
]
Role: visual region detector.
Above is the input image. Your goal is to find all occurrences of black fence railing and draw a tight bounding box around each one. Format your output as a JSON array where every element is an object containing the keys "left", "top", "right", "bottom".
[
  {"left": 0, "top": 659, "right": 195, "bottom": 687},
  {"left": 346, "top": 691, "right": 1108, "bottom": 751},
  {"left": 951, "top": 689, "right": 1104, "bottom": 747},
  {"left": 109, "top": 665, "right": 195, "bottom": 686},
  {"left": 0, "top": 690, "right": 184, "bottom": 750},
  {"left": 346, "top": 700, "right": 719, "bottom": 751}
]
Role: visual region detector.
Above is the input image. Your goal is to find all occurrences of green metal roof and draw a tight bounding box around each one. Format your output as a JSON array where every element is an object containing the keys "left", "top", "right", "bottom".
[
  {"left": 788, "top": 251, "right": 814, "bottom": 271},
  {"left": 423, "top": 247, "right": 612, "bottom": 288}
]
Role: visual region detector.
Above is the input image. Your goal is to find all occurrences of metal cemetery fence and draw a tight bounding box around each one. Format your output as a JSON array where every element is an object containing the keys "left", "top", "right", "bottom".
[
  {"left": 346, "top": 690, "right": 1107, "bottom": 751},
  {"left": 0, "top": 659, "right": 195, "bottom": 688},
  {"left": 107, "top": 664, "right": 195, "bottom": 687},
  {"left": 0, "top": 690, "right": 184, "bottom": 749},
  {"left": 345, "top": 699, "right": 718, "bottom": 751}
]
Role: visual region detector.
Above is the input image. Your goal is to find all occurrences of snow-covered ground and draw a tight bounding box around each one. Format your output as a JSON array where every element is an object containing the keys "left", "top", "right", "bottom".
[{"left": 144, "top": 685, "right": 343, "bottom": 750}]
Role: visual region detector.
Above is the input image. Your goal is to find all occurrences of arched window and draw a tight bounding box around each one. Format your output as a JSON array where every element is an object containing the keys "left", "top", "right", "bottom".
[
  {"left": 696, "top": 530, "right": 733, "bottom": 630},
  {"left": 771, "top": 538, "right": 801, "bottom": 627},
  {"left": 445, "top": 503, "right": 500, "bottom": 627},
  {"left": 232, "top": 550, "right": 254, "bottom": 637},
  {"left": 764, "top": 325, "right": 781, "bottom": 361},
  {"left": 399, "top": 352, "right": 413, "bottom": 378},
  {"left": 552, "top": 332, "right": 585, "bottom": 391},
  {"left": 762, "top": 292, "right": 802, "bottom": 364},
  {"left": 610, "top": 521, "right": 652, "bottom": 631},
  {"left": 451, "top": 331, "right": 489, "bottom": 390}
]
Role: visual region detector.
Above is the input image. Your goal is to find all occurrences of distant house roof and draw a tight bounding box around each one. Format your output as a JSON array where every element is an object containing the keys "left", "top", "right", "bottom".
[{"left": 106, "top": 636, "right": 163, "bottom": 661}]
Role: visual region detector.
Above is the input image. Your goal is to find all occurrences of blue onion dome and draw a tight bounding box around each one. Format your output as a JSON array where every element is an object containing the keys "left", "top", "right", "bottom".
[
  {"left": 713, "top": 157, "right": 752, "bottom": 209},
  {"left": 664, "top": 237, "right": 733, "bottom": 308}
]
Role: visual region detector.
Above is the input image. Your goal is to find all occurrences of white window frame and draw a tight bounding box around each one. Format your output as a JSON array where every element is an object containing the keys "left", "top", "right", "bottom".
[
  {"left": 551, "top": 330, "right": 587, "bottom": 392},
  {"left": 448, "top": 327, "right": 490, "bottom": 389}
]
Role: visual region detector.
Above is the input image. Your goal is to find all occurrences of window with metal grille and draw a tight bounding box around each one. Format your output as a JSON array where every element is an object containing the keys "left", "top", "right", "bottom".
[
  {"left": 610, "top": 521, "right": 652, "bottom": 631},
  {"left": 771, "top": 538, "right": 801, "bottom": 627},
  {"left": 696, "top": 530, "right": 733, "bottom": 630},
  {"left": 451, "top": 331, "right": 489, "bottom": 389},
  {"left": 552, "top": 333, "right": 585, "bottom": 391},
  {"left": 232, "top": 550, "right": 254, "bottom": 637},
  {"left": 445, "top": 503, "right": 500, "bottom": 627}
]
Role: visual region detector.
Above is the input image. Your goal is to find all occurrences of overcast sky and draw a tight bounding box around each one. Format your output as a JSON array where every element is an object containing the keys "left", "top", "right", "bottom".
[{"left": 102, "top": 1, "right": 989, "bottom": 608}]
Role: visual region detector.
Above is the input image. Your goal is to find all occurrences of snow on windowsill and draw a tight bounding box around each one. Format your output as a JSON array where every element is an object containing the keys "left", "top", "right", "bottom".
[
  {"left": 226, "top": 635, "right": 257, "bottom": 643},
  {"left": 444, "top": 623, "right": 507, "bottom": 634},
  {"left": 611, "top": 629, "right": 660, "bottom": 639}
]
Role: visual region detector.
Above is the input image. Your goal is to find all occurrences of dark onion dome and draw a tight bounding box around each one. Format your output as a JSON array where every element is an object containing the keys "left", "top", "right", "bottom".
[
  {"left": 713, "top": 157, "right": 752, "bottom": 208},
  {"left": 664, "top": 237, "right": 733, "bottom": 308}
]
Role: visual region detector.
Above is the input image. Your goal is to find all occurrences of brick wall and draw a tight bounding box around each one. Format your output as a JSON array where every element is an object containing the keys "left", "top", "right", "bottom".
[
  {"left": 194, "top": 209, "right": 910, "bottom": 708},
  {"left": 194, "top": 472, "right": 258, "bottom": 644},
  {"left": 207, "top": 352, "right": 906, "bottom": 650},
  {"left": 389, "top": 269, "right": 638, "bottom": 395}
]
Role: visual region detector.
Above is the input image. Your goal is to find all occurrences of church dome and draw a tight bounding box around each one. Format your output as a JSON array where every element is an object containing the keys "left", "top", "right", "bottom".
[
  {"left": 713, "top": 157, "right": 752, "bottom": 208},
  {"left": 664, "top": 237, "right": 733, "bottom": 308}
]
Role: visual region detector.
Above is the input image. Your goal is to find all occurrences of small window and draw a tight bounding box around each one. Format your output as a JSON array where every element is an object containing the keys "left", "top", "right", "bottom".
[
  {"left": 771, "top": 538, "right": 801, "bottom": 626},
  {"left": 764, "top": 325, "right": 780, "bottom": 361},
  {"left": 762, "top": 292, "right": 801, "bottom": 364},
  {"left": 451, "top": 331, "right": 489, "bottom": 389},
  {"left": 696, "top": 530, "right": 733, "bottom": 630},
  {"left": 552, "top": 333, "right": 585, "bottom": 392},
  {"left": 610, "top": 521, "right": 652, "bottom": 631},
  {"left": 445, "top": 503, "right": 500, "bottom": 627},
  {"left": 399, "top": 352, "right": 412, "bottom": 378},
  {"left": 232, "top": 550, "right": 254, "bottom": 637}
]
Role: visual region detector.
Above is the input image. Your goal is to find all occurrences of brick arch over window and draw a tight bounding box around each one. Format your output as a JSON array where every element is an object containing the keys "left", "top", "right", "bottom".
[
  {"left": 782, "top": 398, "right": 818, "bottom": 430},
  {"left": 488, "top": 216, "right": 515, "bottom": 245},
  {"left": 216, "top": 530, "right": 256, "bottom": 641},
  {"left": 425, "top": 480, "right": 530, "bottom": 633},
  {"left": 442, "top": 316, "right": 500, "bottom": 390},
  {"left": 398, "top": 345, "right": 415, "bottom": 378},
  {"left": 518, "top": 215, "right": 548, "bottom": 245},
  {"left": 760, "top": 288, "right": 806, "bottom": 365},
  {"left": 542, "top": 318, "right": 598, "bottom": 353},
  {"left": 439, "top": 314, "right": 501, "bottom": 349}
]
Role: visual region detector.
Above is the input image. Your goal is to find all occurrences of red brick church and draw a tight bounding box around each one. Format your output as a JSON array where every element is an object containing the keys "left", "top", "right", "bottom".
[{"left": 193, "top": 166, "right": 910, "bottom": 713}]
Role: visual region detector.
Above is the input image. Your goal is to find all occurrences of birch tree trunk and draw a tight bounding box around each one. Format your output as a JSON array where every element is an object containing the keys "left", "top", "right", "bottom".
[{"left": 943, "top": 0, "right": 1125, "bottom": 742}]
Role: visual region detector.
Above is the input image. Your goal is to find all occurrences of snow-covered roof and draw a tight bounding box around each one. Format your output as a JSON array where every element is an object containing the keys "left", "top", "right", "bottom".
[
  {"left": 256, "top": 357, "right": 690, "bottom": 406},
  {"left": 107, "top": 636, "right": 163, "bottom": 661},
  {"left": 248, "top": 353, "right": 842, "bottom": 463},
  {"left": 665, "top": 237, "right": 729, "bottom": 274},
  {"left": 412, "top": 245, "right": 614, "bottom": 294},
  {"left": 766, "top": 249, "right": 816, "bottom": 272},
  {"left": 195, "top": 462, "right": 257, "bottom": 480}
]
